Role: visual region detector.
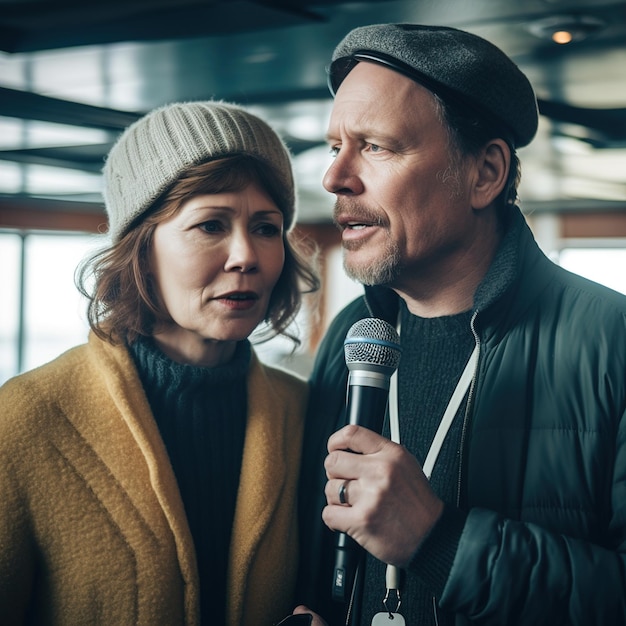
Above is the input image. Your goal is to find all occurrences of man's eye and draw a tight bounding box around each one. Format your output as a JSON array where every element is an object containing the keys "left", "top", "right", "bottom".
[
  {"left": 369, "top": 143, "right": 383, "bottom": 153},
  {"left": 329, "top": 146, "right": 340, "bottom": 157}
]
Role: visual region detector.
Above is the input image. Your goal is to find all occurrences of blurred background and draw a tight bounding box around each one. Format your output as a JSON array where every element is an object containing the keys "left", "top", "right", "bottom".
[{"left": 1, "top": 0, "right": 625, "bottom": 383}]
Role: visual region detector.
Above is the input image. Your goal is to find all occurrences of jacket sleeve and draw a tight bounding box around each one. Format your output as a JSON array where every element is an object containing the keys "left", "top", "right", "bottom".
[
  {"left": 0, "top": 379, "right": 39, "bottom": 625},
  {"left": 440, "top": 401, "right": 626, "bottom": 624},
  {"left": 295, "top": 296, "right": 369, "bottom": 615},
  {"left": 0, "top": 471, "right": 32, "bottom": 626},
  {"left": 442, "top": 503, "right": 626, "bottom": 624}
]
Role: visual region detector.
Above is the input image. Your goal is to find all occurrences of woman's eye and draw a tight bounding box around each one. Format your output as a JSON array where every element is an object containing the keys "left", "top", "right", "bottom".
[
  {"left": 329, "top": 146, "right": 340, "bottom": 157},
  {"left": 256, "top": 223, "right": 281, "bottom": 237},
  {"left": 200, "top": 220, "right": 224, "bottom": 233}
]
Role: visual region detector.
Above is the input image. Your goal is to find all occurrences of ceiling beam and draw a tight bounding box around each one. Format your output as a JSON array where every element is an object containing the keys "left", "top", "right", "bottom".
[
  {"left": 0, "top": 87, "right": 142, "bottom": 131},
  {"left": 0, "top": 144, "right": 112, "bottom": 172},
  {"left": 0, "top": 0, "right": 325, "bottom": 53},
  {"left": 538, "top": 99, "right": 626, "bottom": 141}
]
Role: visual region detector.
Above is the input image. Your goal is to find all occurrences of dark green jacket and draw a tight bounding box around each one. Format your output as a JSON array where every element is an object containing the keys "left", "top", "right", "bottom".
[{"left": 298, "top": 208, "right": 626, "bottom": 625}]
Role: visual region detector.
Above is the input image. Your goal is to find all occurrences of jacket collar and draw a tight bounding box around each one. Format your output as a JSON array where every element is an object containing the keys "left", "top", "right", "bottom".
[{"left": 363, "top": 206, "right": 555, "bottom": 341}]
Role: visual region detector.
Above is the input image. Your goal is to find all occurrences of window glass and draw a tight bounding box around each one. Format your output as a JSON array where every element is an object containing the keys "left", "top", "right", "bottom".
[
  {"left": 324, "top": 245, "right": 364, "bottom": 323},
  {"left": 558, "top": 247, "right": 626, "bottom": 295},
  {"left": 23, "top": 233, "right": 99, "bottom": 373},
  {"left": 0, "top": 233, "right": 21, "bottom": 384}
]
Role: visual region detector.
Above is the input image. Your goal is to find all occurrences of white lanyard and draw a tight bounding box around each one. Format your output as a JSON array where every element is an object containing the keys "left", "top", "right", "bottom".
[
  {"left": 382, "top": 326, "right": 478, "bottom": 618},
  {"left": 389, "top": 343, "right": 479, "bottom": 477}
]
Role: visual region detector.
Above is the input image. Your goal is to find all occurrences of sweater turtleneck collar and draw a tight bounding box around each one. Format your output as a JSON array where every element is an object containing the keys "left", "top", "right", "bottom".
[{"left": 129, "top": 336, "right": 251, "bottom": 393}]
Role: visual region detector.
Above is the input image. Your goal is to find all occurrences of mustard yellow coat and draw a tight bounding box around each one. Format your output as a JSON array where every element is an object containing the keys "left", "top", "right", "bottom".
[{"left": 0, "top": 333, "right": 307, "bottom": 626}]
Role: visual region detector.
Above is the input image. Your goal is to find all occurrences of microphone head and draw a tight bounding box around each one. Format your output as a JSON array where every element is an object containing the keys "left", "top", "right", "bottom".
[{"left": 344, "top": 318, "right": 401, "bottom": 374}]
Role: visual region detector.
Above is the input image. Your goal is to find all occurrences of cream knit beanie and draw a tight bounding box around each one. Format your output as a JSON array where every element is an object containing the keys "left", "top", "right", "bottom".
[{"left": 103, "top": 100, "right": 296, "bottom": 241}]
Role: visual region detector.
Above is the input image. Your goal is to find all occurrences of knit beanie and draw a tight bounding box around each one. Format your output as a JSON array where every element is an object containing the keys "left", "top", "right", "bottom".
[
  {"left": 103, "top": 101, "right": 296, "bottom": 242},
  {"left": 329, "top": 23, "right": 538, "bottom": 148}
]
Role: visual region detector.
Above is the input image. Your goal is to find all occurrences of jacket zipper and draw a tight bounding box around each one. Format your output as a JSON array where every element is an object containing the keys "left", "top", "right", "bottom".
[
  {"left": 457, "top": 310, "right": 481, "bottom": 506},
  {"left": 431, "top": 311, "right": 481, "bottom": 626}
]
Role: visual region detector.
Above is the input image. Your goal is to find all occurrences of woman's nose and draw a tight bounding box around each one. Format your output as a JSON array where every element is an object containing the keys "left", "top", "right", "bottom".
[{"left": 224, "top": 233, "right": 258, "bottom": 273}]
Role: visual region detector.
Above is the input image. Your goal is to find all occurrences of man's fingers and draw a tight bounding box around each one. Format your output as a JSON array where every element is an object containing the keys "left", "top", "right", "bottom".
[
  {"left": 325, "top": 477, "right": 356, "bottom": 506},
  {"left": 325, "top": 425, "right": 399, "bottom": 480},
  {"left": 327, "top": 424, "right": 388, "bottom": 454}
]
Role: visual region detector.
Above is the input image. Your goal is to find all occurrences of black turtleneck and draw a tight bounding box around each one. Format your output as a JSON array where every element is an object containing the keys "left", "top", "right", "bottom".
[{"left": 130, "top": 337, "right": 251, "bottom": 626}]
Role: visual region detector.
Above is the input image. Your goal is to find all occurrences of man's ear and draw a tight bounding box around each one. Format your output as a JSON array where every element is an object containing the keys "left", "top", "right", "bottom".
[{"left": 471, "top": 138, "right": 511, "bottom": 210}]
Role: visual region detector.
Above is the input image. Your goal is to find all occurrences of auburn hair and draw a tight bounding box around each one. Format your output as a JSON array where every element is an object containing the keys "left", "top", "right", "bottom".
[{"left": 76, "top": 155, "right": 319, "bottom": 346}]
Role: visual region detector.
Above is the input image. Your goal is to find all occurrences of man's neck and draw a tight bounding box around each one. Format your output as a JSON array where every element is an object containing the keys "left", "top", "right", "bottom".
[
  {"left": 397, "top": 283, "right": 475, "bottom": 318},
  {"left": 393, "top": 222, "right": 503, "bottom": 319}
]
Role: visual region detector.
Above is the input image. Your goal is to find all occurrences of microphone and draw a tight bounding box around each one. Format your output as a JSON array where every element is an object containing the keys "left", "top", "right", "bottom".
[{"left": 332, "top": 317, "right": 401, "bottom": 603}]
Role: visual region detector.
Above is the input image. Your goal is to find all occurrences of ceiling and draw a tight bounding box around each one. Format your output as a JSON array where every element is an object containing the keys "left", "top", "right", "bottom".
[{"left": 1, "top": 0, "right": 625, "bottom": 225}]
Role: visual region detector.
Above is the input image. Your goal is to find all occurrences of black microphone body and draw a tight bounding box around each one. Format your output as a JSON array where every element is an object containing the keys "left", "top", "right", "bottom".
[
  {"left": 344, "top": 379, "right": 391, "bottom": 432},
  {"left": 332, "top": 318, "right": 401, "bottom": 603}
]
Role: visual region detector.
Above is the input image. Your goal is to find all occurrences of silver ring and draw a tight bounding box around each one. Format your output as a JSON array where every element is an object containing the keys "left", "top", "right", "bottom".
[{"left": 338, "top": 480, "right": 349, "bottom": 505}]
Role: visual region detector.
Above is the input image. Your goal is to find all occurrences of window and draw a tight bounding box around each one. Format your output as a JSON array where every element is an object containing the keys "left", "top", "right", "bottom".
[
  {"left": 557, "top": 246, "right": 626, "bottom": 295},
  {"left": 0, "top": 231, "right": 98, "bottom": 385},
  {"left": 0, "top": 233, "right": 21, "bottom": 383}
]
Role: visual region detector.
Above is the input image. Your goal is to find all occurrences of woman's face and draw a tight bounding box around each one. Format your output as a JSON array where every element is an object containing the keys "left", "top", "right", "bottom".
[{"left": 149, "top": 181, "right": 285, "bottom": 366}]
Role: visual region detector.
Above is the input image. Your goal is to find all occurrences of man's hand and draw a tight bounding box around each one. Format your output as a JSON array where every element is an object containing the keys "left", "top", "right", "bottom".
[
  {"left": 291, "top": 605, "right": 328, "bottom": 626},
  {"left": 323, "top": 424, "right": 444, "bottom": 568}
]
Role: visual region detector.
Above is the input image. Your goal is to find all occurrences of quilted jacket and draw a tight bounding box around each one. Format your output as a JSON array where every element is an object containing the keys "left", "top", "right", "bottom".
[{"left": 298, "top": 208, "right": 626, "bottom": 625}]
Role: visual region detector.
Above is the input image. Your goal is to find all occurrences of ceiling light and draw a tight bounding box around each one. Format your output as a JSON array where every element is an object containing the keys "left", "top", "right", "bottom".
[
  {"left": 552, "top": 30, "right": 573, "bottom": 45},
  {"left": 527, "top": 14, "right": 606, "bottom": 44}
]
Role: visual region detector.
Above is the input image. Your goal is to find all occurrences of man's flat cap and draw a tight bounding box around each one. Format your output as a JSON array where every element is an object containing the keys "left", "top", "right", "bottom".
[{"left": 329, "top": 23, "right": 539, "bottom": 148}]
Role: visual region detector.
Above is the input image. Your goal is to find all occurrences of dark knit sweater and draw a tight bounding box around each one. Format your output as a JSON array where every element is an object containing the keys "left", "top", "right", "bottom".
[
  {"left": 359, "top": 305, "right": 474, "bottom": 626},
  {"left": 357, "top": 216, "right": 521, "bottom": 625},
  {"left": 130, "top": 337, "right": 251, "bottom": 626}
]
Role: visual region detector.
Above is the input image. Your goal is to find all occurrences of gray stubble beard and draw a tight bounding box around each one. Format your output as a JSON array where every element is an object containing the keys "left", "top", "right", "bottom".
[
  {"left": 334, "top": 199, "right": 402, "bottom": 287},
  {"left": 342, "top": 235, "right": 401, "bottom": 286}
]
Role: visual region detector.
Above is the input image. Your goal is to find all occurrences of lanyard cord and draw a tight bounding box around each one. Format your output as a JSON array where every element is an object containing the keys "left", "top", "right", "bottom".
[
  {"left": 384, "top": 321, "right": 478, "bottom": 610},
  {"left": 391, "top": 344, "right": 479, "bottom": 478}
]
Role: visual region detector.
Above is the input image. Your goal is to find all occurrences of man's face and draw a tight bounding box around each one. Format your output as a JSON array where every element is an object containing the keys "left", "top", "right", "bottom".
[{"left": 323, "top": 61, "right": 479, "bottom": 297}]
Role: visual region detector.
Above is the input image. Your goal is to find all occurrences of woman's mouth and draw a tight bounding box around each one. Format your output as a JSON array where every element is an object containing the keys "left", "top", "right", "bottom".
[{"left": 217, "top": 291, "right": 259, "bottom": 310}]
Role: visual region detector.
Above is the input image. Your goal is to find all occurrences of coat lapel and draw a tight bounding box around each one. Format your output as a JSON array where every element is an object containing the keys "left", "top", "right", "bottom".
[
  {"left": 227, "top": 351, "right": 288, "bottom": 624},
  {"left": 85, "top": 334, "right": 200, "bottom": 624}
]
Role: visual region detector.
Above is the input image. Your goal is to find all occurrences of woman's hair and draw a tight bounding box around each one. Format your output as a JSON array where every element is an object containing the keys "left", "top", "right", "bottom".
[
  {"left": 433, "top": 92, "right": 522, "bottom": 220},
  {"left": 77, "top": 154, "right": 319, "bottom": 347}
]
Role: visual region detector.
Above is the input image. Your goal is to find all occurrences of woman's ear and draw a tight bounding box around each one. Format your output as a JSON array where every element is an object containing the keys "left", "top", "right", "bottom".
[{"left": 471, "top": 138, "right": 511, "bottom": 210}]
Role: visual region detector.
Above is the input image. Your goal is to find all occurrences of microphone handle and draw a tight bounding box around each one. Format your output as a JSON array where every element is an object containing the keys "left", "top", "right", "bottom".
[
  {"left": 345, "top": 382, "right": 390, "bottom": 431},
  {"left": 332, "top": 381, "right": 390, "bottom": 603}
]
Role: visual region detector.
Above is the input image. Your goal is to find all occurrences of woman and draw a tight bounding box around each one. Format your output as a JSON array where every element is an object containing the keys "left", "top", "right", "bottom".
[{"left": 0, "top": 101, "right": 319, "bottom": 626}]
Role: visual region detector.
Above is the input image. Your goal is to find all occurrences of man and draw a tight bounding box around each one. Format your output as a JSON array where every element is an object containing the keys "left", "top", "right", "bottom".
[{"left": 294, "top": 23, "right": 626, "bottom": 626}]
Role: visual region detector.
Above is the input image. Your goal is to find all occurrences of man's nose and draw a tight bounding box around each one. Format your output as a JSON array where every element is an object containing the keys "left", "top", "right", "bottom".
[{"left": 323, "top": 149, "right": 364, "bottom": 195}]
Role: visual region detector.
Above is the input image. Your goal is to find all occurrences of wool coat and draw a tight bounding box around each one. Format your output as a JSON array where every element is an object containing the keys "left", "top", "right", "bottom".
[{"left": 0, "top": 332, "right": 306, "bottom": 626}]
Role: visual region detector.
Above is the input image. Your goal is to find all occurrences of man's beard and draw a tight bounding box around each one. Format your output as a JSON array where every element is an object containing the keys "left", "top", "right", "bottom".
[
  {"left": 344, "top": 239, "right": 401, "bottom": 286},
  {"left": 333, "top": 200, "right": 401, "bottom": 286}
]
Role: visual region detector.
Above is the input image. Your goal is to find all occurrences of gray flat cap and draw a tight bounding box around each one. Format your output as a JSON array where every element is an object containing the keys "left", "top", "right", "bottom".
[{"left": 329, "top": 23, "right": 538, "bottom": 148}]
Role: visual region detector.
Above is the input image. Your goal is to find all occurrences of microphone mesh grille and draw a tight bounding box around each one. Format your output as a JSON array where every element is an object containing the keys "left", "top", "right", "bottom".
[{"left": 344, "top": 318, "right": 401, "bottom": 369}]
